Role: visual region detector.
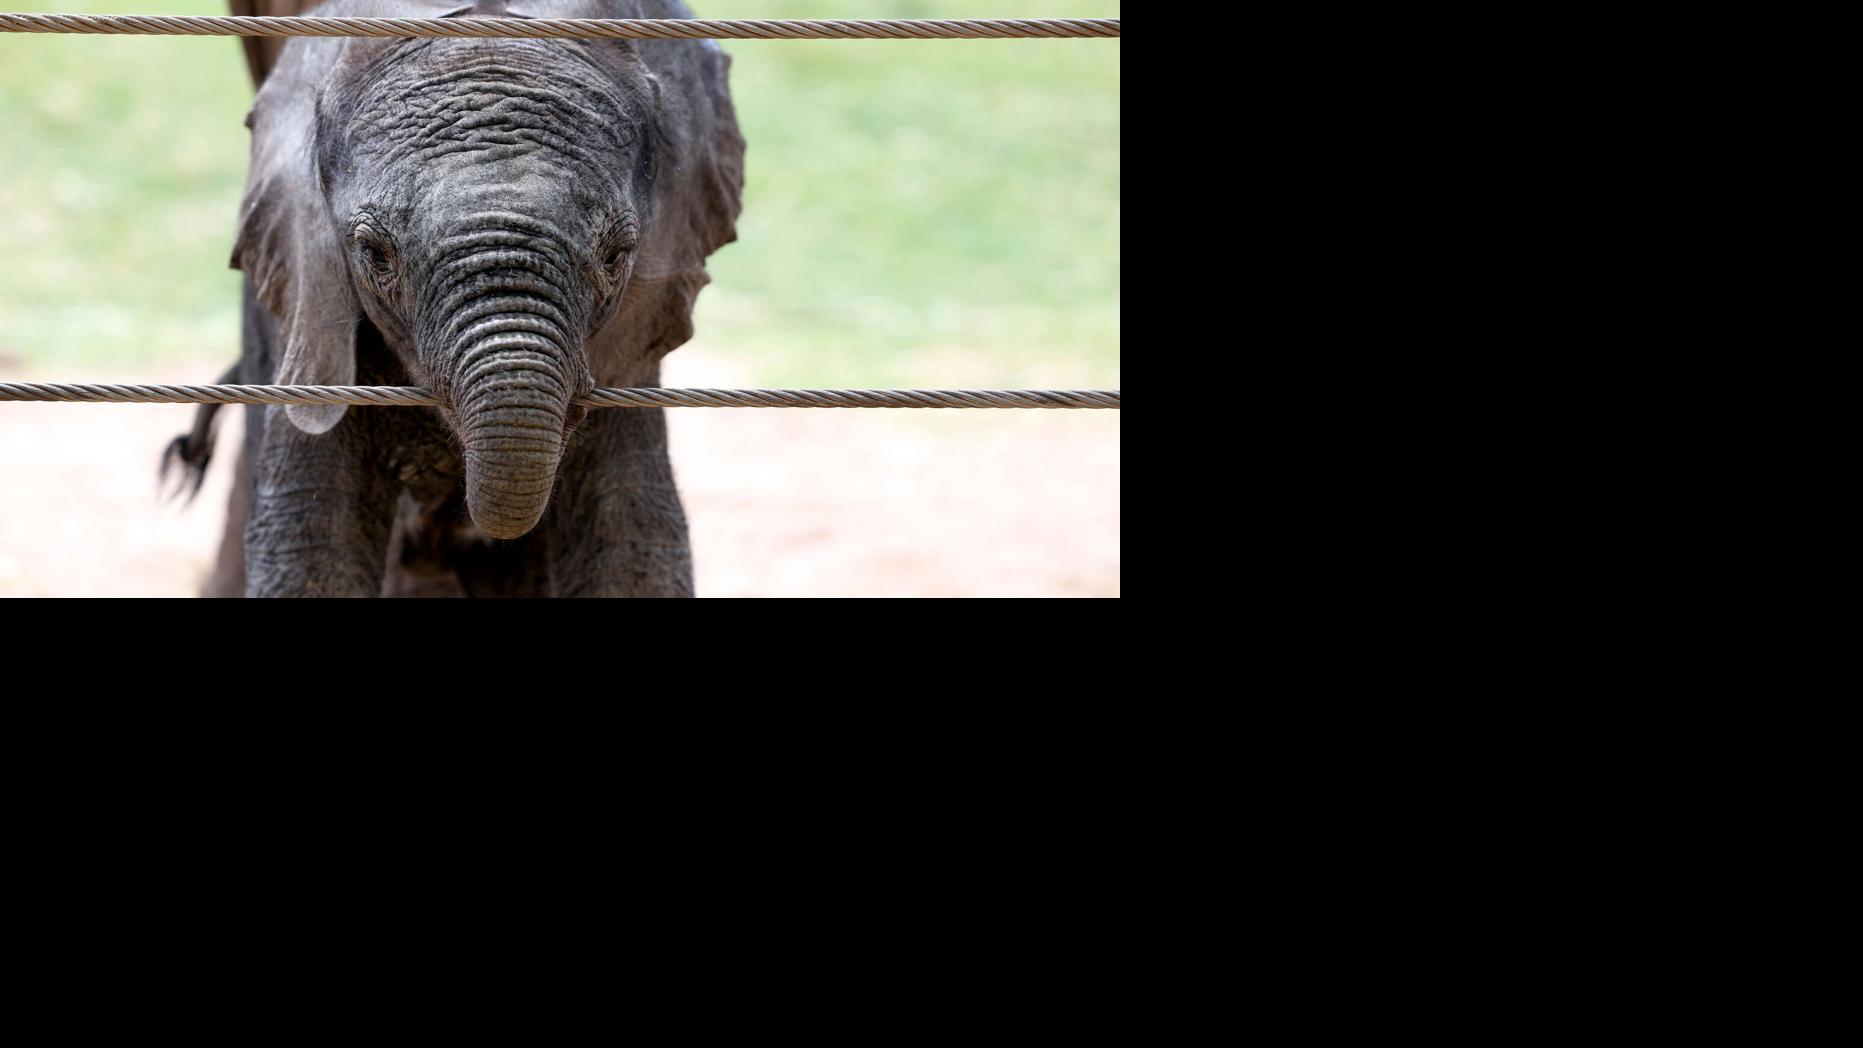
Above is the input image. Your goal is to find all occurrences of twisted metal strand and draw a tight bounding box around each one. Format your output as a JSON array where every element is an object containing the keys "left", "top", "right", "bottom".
[
  {"left": 0, "top": 14, "right": 1120, "bottom": 40},
  {"left": 0, "top": 383, "right": 1120, "bottom": 409},
  {"left": 581, "top": 387, "right": 1119, "bottom": 408},
  {"left": 0, "top": 382, "right": 437, "bottom": 406}
]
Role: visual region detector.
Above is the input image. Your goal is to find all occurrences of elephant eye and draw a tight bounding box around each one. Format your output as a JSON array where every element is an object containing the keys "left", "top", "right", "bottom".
[
  {"left": 349, "top": 212, "right": 396, "bottom": 286},
  {"left": 355, "top": 237, "right": 395, "bottom": 286},
  {"left": 601, "top": 216, "right": 640, "bottom": 274}
]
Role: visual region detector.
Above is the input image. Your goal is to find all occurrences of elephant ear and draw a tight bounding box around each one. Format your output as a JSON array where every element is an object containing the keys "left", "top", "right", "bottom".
[
  {"left": 228, "top": 0, "right": 319, "bottom": 88},
  {"left": 593, "top": 22, "right": 747, "bottom": 379},
  {"left": 635, "top": 36, "right": 745, "bottom": 281},
  {"left": 231, "top": 38, "right": 361, "bottom": 435}
]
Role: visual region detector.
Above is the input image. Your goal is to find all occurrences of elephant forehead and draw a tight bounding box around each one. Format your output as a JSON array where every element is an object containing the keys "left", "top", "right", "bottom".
[{"left": 343, "top": 44, "right": 642, "bottom": 174}]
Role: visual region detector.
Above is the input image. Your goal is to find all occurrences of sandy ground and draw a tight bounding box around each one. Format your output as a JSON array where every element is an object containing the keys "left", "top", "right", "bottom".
[{"left": 0, "top": 348, "right": 1119, "bottom": 597}]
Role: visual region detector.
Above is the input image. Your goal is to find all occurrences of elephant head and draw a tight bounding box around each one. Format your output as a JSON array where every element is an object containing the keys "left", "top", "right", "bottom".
[{"left": 233, "top": 0, "right": 743, "bottom": 539}]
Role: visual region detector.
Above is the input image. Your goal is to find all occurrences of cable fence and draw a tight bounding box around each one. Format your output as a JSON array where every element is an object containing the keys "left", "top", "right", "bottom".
[
  {"left": 0, "top": 382, "right": 1120, "bottom": 409},
  {"left": 0, "top": 13, "right": 1120, "bottom": 39},
  {"left": 0, "top": 12, "right": 1120, "bottom": 412}
]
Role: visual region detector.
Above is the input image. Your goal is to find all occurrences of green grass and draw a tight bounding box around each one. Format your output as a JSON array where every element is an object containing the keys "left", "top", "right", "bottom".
[{"left": 0, "top": 0, "right": 1120, "bottom": 386}]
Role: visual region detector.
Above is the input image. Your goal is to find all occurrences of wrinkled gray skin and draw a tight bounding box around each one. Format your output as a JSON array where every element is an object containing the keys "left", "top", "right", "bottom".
[{"left": 171, "top": 0, "right": 742, "bottom": 596}]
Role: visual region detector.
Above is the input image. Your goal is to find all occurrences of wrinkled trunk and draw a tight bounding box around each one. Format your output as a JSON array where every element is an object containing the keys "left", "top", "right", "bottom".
[
  {"left": 426, "top": 227, "right": 585, "bottom": 540},
  {"left": 460, "top": 348, "right": 571, "bottom": 540}
]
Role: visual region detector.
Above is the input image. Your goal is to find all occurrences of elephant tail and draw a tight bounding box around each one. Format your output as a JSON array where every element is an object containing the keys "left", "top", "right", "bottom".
[{"left": 159, "top": 362, "right": 239, "bottom": 503}]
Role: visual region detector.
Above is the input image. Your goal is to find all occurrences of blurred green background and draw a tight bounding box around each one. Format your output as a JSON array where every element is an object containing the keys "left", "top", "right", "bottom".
[{"left": 0, "top": 1, "right": 1119, "bottom": 386}]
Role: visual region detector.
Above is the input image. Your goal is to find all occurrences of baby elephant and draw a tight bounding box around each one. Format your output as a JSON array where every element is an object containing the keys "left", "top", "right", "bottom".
[{"left": 168, "top": 0, "right": 743, "bottom": 596}]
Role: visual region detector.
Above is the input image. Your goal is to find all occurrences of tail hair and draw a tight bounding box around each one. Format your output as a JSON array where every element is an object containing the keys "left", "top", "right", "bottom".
[{"left": 159, "top": 363, "right": 239, "bottom": 503}]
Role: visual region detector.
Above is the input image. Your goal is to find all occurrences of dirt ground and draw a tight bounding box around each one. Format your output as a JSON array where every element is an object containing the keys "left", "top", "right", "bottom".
[{"left": 0, "top": 348, "right": 1119, "bottom": 597}]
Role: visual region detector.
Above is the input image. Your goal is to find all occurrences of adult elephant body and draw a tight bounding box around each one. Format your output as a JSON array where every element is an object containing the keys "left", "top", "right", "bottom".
[{"left": 171, "top": 0, "right": 743, "bottom": 596}]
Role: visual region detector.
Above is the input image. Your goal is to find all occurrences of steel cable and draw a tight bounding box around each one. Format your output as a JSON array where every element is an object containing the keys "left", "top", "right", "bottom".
[
  {"left": 0, "top": 14, "right": 1120, "bottom": 40},
  {"left": 0, "top": 383, "right": 1120, "bottom": 409}
]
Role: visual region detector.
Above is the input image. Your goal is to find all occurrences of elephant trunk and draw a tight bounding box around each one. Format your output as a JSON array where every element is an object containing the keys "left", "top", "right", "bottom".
[
  {"left": 425, "top": 227, "right": 590, "bottom": 539},
  {"left": 453, "top": 335, "right": 576, "bottom": 541}
]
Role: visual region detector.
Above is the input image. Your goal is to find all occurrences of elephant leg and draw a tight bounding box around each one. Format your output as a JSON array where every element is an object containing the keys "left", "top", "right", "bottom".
[
  {"left": 545, "top": 403, "right": 694, "bottom": 598},
  {"left": 243, "top": 404, "right": 399, "bottom": 597},
  {"left": 199, "top": 437, "right": 252, "bottom": 597}
]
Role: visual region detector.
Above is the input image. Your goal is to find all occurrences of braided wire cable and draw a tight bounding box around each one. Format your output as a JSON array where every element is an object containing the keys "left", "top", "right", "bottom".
[
  {"left": 0, "top": 14, "right": 1120, "bottom": 39},
  {"left": 0, "top": 383, "right": 1120, "bottom": 409}
]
